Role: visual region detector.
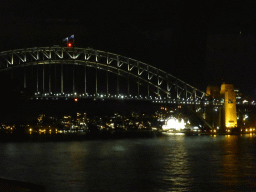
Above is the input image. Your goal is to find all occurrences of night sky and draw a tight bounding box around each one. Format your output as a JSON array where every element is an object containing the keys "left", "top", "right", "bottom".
[{"left": 0, "top": 0, "right": 256, "bottom": 96}]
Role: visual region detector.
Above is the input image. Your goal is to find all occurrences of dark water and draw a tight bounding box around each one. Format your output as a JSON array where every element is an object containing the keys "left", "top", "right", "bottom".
[{"left": 1, "top": 133, "right": 256, "bottom": 191}]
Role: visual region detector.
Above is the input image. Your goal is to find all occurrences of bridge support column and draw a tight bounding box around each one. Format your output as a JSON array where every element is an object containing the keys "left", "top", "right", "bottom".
[
  {"left": 49, "top": 65, "right": 51, "bottom": 93},
  {"left": 117, "top": 69, "right": 119, "bottom": 96},
  {"left": 54, "top": 64, "right": 57, "bottom": 94},
  {"left": 95, "top": 66, "right": 97, "bottom": 95},
  {"left": 128, "top": 72, "right": 130, "bottom": 96},
  {"left": 148, "top": 81, "right": 150, "bottom": 97},
  {"left": 61, "top": 64, "right": 63, "bottom": 93},
  {"left": 137, "top": 76, "right": 140, "bottom": 97},
  {"left": 30, "top": 63, "right": 33, "bottom": 89},
  {"left": 43, "top": 64, "right": 45, "bottom": 93},
  {"left": 106, "top": 66, "right": 108, "bottom": 95},
  {"left": 37, "top": 61, "right": 39, "bottom": 93},
  {"left": 84, "top": 64, "right": 87, "bottom": 95},
  {"left": 73, "top": 62, "right": 75, "bottom": 95}
]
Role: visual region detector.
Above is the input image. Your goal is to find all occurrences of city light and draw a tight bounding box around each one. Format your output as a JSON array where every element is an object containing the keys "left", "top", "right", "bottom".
[{"left": 162, "top": 117, "right": 186, "bottom": 131}]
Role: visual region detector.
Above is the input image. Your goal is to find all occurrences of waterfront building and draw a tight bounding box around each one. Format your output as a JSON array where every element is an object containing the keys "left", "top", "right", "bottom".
[{"left": 62, "top": 115, "right": 72, "bottom": 129}]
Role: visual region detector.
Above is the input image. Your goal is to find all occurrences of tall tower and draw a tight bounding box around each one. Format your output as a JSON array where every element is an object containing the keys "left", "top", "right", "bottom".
[{"left": 220, "top": 83, "right": 237, "bottom": 128}]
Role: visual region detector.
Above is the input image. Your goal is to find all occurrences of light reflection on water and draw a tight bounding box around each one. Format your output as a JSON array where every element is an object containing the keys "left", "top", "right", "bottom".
[
  {"left": 159, "top": 134, "right": 193, "bottom": 191},
  {"left": 0, "top": 135, "right": 256, "bottom": 191}
]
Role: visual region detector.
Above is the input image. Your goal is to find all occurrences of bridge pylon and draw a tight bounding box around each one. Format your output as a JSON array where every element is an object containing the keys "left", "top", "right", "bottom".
[
  {"left": 220, "top": 83, "right": 237, "bottom": 128},
  {"left": 206, "top": 83, "right": 237, "bottom": 131}
]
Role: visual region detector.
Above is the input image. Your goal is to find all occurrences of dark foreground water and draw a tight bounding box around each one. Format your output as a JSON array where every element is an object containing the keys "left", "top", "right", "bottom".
[{"left": 1, "top": 133, "right": 256, "bottom": 191}]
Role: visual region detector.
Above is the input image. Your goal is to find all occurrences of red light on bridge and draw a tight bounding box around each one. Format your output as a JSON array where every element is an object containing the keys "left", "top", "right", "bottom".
[
  {"left": 74, "top": 98, "right": 78, "bottom": 102},
  {"left": 67, "top": 42, "right": 72, "bottom": 47}
]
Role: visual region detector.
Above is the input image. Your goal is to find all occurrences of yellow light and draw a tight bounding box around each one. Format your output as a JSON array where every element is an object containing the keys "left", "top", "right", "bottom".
[
  {"left": 29, "top": 128, "right": 32, "bottom": 132},
  {"left": 241, "top": 129, "right": 243, "bottom": 132},
  {"left": 214, "top": 130, "right": 216, "bottom": 133},
  {"left": 250, "top": 128, "right": 252, "bottom": 132},
  {"left": 246, "top": 129, "right": 248, "bottom": 132}
]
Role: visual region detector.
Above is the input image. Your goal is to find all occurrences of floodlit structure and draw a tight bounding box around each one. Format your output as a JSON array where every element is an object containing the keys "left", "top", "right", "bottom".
[
  {"left": 162, "top": 117, "right": 186, "bottom": 131},
  {"left": 220, "top": 83, "right": 237, "bottom": 128}
]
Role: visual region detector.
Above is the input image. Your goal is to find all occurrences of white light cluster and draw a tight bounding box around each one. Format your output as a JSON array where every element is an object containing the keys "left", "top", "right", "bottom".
[{"left": 162, "top": 117, "right": 186, "bottom": 131}]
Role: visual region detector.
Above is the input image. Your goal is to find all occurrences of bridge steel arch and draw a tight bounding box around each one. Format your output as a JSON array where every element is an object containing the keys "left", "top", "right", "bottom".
[{"left": 0, "top": 47, "right": 206, "bottom": 101}]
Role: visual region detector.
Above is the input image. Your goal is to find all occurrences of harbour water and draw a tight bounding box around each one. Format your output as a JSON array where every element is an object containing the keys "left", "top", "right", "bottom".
[{"left": 1, "top": 133, "right": 256, "bottom": 191}]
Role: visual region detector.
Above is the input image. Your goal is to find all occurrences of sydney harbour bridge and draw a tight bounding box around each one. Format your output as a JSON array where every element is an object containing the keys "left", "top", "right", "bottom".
[
  {"left": 0, "top": 46, "right": 254, "bottom": 131},
  {"left": 0, "top": 46, "right": 207, "bottom": 103}
]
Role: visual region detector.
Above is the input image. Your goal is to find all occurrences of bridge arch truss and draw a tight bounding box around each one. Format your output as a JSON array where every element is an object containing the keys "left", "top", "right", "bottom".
[{"left": 0, "top": 47, "right": 206, "bottom": 101}]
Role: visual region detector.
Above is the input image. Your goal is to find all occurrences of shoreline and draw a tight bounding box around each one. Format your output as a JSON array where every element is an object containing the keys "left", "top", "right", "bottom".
[
  {"left": 1, "top": 130, "right": 254, "bottom": 142},
  {"left": 0, "top": 130, "right": 162, "bottom": 142}
]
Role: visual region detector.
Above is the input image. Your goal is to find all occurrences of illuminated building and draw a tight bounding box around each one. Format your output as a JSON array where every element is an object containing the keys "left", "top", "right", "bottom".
[
  {"left": 76, "top": 112, "right": 87, "bottom": 127},
  {"left": 234, "top": 89, "right": 242, "bottom": 104},
  {"left": 220, "top": 83, "right": 237, "bottom": 128},
  {"left": 162, "top": 117, "right": 187, "bottom": 132},
  {"left": 62, "top": 115, "right": 72, "bottom": 129}
]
